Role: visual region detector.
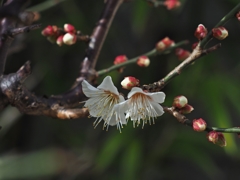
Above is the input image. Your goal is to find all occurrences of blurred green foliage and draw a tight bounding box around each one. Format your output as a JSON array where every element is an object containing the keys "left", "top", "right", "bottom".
[{"left": 0, "top": 0, "right": 240, "bottom": 179}]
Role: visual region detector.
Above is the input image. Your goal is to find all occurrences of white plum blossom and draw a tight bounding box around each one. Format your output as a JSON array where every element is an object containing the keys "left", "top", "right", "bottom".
[
  {"left": 82, "top": 76, "right": 126, "bottom": 131},
  {"left": 114, "top": 87, "right": 165, "bottom": 128}
]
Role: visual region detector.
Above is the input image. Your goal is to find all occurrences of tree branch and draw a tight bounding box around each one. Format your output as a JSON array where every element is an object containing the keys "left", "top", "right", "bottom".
[
  {"left": 142, "top": 43, "right": 221, "bottom": 92},
  {"left": 97, "top": 40, "right": 189, "bottom": 76},
  {"left": 164, "top": 107, "right": 240, "bottom": 134}
]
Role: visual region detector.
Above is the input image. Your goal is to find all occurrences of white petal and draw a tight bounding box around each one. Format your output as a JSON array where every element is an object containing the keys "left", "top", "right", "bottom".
[
  {"left": 127, "top": 87, "right": 144, "bottom": 98},
  {"left": 108, "top": 112, "right": 127, "bottom": 126},
  {"left": 118, "top": 94, "right": 125, "bottom": 103},
  {"left": 82, "top": 80, "right": 102, "bottom": 97},
  {"left": 114, "top": 100, "right": 129, "bottom": 115},
  {"left": 148, "top": 92, "right": 166, "bottom": 103},
  {"left": 84, "top": 98, "right": 102, "bottom": 117},
  {"left": 150, "top": 101, "right": 165, "bottom": 116},
  {"left": 97, "top": 76, "right": 119, "bottom": 95}
]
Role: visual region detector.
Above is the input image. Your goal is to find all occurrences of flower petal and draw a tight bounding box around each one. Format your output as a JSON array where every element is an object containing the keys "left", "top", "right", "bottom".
[
  {"left": 114, "top": 100, "right": 129, "bottom": 115},
  {"left": 150, "top": 101, "right": 165, "bottom": 116},
  {"left": 97, "top": 76, "right": 119, "bottom": 95},
  {"left": 148, "top": 92, "right": 166, "bottom": 103},
  {"left": 82, "top": 80, "right": 103, "bottom": 97},
  {"left": 127, "top": 87, "right": 144, "bottom": 98}
]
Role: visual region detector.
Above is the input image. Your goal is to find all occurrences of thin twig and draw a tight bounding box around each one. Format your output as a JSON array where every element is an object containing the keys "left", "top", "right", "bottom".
[
  {"left": 9, "top": 23, "right": 41, "bottom": 36},
  {"left": 142, "top": 43, "right": 221, "bottom": 92},
  {"left": 164, "top": 107, "right": 240, "bottom": 133},
  {"left": 97, "top": 40, "right": 189, "bottom": 76}
]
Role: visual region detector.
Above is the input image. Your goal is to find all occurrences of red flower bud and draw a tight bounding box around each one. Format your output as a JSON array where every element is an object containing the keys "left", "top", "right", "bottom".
[
  {"left": 207, "top": 131, "right": 227, "bottom": 147},
  {"left": 156, "top": 37, "right": 175, "bottom": 52},
  {"left": 137, "top": 56, "right": 150, "bottom": 67},
  {"left": 194, "top": 24, "right": 208, "bottom": 40},
  {"left": 212, "top": 27, "right": 228, "bottom": 40},
  {"left": 164, "top": 0, "right": 181, "bottom": 10},
  {"left": 173, "top": 95, "right": 188, "bottom": 108},
  {"left": 193, "top": 118, "right": 207, "bottom": 132},
  {"left": 192, "top": 42, "right": 199, "bottom": 50},
  {"left": 64, "top": 24, "right": 76, "bottom": 33},
  {"left": 114, "top": 55, "right": 128, "bottom": 65},
  {"left": 121, "top": 76, "right": 140, "bottom": 90},
  {"left": 175, "top": 48, "right": 190, "bottom": 61},
  {"left": 63, "top": 33, "right": 77, "bottom": 45},
  {"left": 236, "top": 11, "right": 240, "bottom": 21},
  {"left": 41, "top": 25, "right": 58, "bottom": 36},
  {"left": 56, "top": 35, "right": 64, "bottom": 46},
  {"left": 179, "top": 104, "right": 194, "bottom": 114}
]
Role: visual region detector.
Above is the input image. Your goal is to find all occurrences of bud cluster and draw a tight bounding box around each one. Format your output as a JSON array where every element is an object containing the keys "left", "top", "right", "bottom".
[
  {"left": 172, "top": 95, "right": 194, "bottom": 114},
  {"left": 41, "top": 24, "right": 77, "bottom": 46},
  {"left": 193, "top": 24, "right": 228, "bottom": 41}
]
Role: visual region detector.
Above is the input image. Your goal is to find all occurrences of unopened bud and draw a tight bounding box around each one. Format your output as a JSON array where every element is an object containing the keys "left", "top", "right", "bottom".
[
  {"left": 63, "top": 33, "right": 77, "bottom": 45},
  {"left": 156, "top": 37, "right": 175, "bottom": 52},
  {"left": 64, "top": 24, "right": 76, "bottom": 33},
  {"left": 114, "top": 55, "right": 128, "bottom": 65},
  {"left": 164, "top": 0, "right": 181, "bottom": 10},
  {"left": 192, "top": 42, "right": 199, "bottom": 50},
  {"left": 175, "top": 48, "right": 190, "bottom": 61},
  {"left": 137, "top": 56, "right": 150, "bottom": 67},
  {"left": 207, "top": 131, "right": 227, "bottom": 147},
  {"left": 194, "top": 24, "right": 208, "bottom": 40},
  {"left": 173, "top": 95, "right": 188, "bottom": 108},
  {"left": 212, "top": 27, "right": 228, "bottom": 40},
  {"left": 236, "top": 11, "right": 240, "bottom": 21},
  {"left": 56, "top": 35, "right": 64, "bottom": 46},
  {"left": 179, "top": 104, "right": 194, "bottom": 114},
  {"left": 41, "top": 25, "right": 57, "bottom": 36},
  {"left": 193, "top": 118, "right": 207, "bottom": 132},
  {"left": 121, "top": 76, "right": 140, "bottom": 90}
]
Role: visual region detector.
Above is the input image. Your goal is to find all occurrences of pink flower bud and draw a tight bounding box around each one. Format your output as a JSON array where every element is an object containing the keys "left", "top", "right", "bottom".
[
  {"left": 212, "top": 27, "right": 228, "bottom": 40},
  {"left": 64, "top": 24, "right": 76, "bottom": 33},
  {"left": 207, "top": 131, "right": 227, "bottom": 147},
  {"left": 156, "top": 37, "right": 175, "bottom": 52},
  {"left": 175, "top": 48, "right": 190, "bottom": 61},
  {"left": 114, "top": 55, "right": 128, "bottom": 65},
  {"left": 173, "top": 95, "right": 188, "bottom": 108},
  {"left": 194, "top": 24, "right": 208, "bottom": 40},
  {"left": 192, "top": 118, "right": 207, "bottom": 132},
  {"left": 236, "top": 11, "right": 240, "bottom": 21},
  {"left": 121, "top": 76, "right": 140, "bottom": 90},
  {"left": 137, "top": 56, "right": 150, "bottom": 67},
  {"left": 179, "top": 104, "right": 194, "bottom": 114},
  {"left": 56, "top": 35, "right": 64, "bottom": 46},
  {"left": 164, "top": 0, "right": 181, "bottom": 10},
  {"left": 63, "top": 33, "right": 77, "bottom": 45},
  {"left": 41, "top": 25, "right": 58, "bottom": 36},
  {"left": 192, "top": 42, "right": 199, "bottom": 50}
]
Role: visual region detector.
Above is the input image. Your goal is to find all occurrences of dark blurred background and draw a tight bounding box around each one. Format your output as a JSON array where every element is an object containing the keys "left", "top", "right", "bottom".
[{"left": 0, "top": 0, "right": 240, "bottom": 179}]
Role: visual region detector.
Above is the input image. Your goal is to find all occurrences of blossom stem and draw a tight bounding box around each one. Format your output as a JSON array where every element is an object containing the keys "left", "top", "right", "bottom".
[
  {"left": 200, "top": 3, "right": 240, "bottom": 48},
  {"left": 97, "top": 40, "right": 189, "bottom": 76},
  {"left": 164, "top": 107, "right": 240, "bottom": 134},
  {"left": 143, "top": 3, "right": 240, "bottom": 92}
]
